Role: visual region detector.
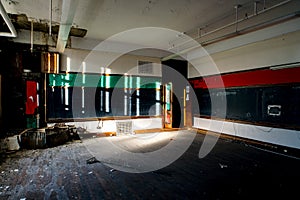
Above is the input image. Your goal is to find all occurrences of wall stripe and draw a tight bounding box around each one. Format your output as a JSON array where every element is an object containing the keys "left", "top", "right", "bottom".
[{"left": 190, "top": 67, "right": 300, "bottom": 89}]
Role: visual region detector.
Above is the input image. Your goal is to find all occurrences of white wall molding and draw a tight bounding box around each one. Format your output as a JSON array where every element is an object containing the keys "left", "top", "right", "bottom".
[{"left": 194, "top": 117, "right": 300, "bottom": 149}]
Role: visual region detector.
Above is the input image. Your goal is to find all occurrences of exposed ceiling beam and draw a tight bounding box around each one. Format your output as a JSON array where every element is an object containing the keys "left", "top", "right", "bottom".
[
  {"left": 0, "top": 1, "right": 17, "bottom": 37},
  {"left": 56, "top": 0, "right": 79, "bottom": 53}
]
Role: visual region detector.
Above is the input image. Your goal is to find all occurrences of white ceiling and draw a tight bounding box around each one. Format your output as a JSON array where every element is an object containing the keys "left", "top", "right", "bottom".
[
  {"left": 1, "top": 0, "right": 299, "bottom": 57},
  {"left": 3, "top": 0, "right": 287, "bottom": 40}
]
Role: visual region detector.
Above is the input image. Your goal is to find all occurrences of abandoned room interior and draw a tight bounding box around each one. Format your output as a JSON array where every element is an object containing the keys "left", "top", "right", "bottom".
[{"left": 0, "top": 0, "right": 300, "bottom": 199}]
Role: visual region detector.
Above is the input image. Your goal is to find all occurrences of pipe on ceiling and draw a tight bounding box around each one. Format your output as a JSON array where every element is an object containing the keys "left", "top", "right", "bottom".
[
  {"left": 161, "top": 12, "right": 299, "bottom": 62},
  {"left": 30, "top": 20, "right": 33, "bottom": 52},
  {"left": 56, "top": 0, "right": 79, "bottom": 53},
  {"left": 173, "top": 0, "right": 292, "bottom": 51},
  {"left": 0, "top": 1, "right": 17, "bottom": 37},
  {"left": 49, "top": 0, "right": 52, "bottom": 36},
  {"left": 162, "top": 0, "right": 293, "bottom": 61}
]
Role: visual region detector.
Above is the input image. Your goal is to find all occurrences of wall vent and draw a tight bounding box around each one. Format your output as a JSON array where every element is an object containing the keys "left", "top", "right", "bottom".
[{"left": 138, "top": 61, "right": 154, "bottom": 75}]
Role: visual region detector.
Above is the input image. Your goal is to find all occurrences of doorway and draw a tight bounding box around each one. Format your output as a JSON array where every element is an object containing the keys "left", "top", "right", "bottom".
[
  {"left": 161, "top": 59, "right": 191, "bottom": 129},
  {"left": 162, "top": 83, "right": 172, "bottom": 129},
  {"left": 162, "top": 82, "right": 192, "bottom": 129}
]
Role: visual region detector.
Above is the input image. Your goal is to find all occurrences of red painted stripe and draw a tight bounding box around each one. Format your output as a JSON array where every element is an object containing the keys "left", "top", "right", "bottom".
[{"left": 190, "top": 67, "right": 300, "bottom": 89}]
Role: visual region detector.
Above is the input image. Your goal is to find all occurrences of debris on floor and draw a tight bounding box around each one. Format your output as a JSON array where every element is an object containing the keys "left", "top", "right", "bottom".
[
  {"left": 18, "top": 123, "right": 80, "bottom": 149},
  {"left": 76, "top": 126, "right": 87, "bottom": 134},
  {"left": 0, "top": 131, "right": 299, "bottom": 199},
  {"left": 86, "top": 156, "right": 101, "bottom": 164},
  {"left": 0, "top": 124, "right": 81, "bottom": 158},
  {"left": 219, "top": 163, "right": 228, "bottom": 169}
]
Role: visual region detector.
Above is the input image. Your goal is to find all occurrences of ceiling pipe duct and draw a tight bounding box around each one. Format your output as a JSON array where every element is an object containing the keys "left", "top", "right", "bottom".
[
  {"left": 162, "top": 11, "right": 300, "bottom": 62},
  {"left": 254, "top": 1, "right": 259, "bottom": 15},
  {"left": 270, "top": 62, "right": 300, "bottom": 70},
  {"left": 56, "top": 0, "right": 79, "bottom": 53},
  {"left": 162, "top": 0, "right": 294, "bottom": 61},
  {"left": 30, "top": 20, "right": 33, "bottom": 52},
  {"left": 0, "top": 1, "right": 17, "bottom": 37},
  {"left": 49, "top": 0, "right": 52, "bottom": 36},
  {"left": 201, "top": 11, "right": 300, "bottom": 46},
  {"left": 234, "top": 4, "right": 242, "bottom": 32}
]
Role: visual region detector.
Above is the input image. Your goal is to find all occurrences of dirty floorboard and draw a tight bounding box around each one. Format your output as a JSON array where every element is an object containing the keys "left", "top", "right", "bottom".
[{"left": 0, "top": 131, "right": 299, "bottom": 199}]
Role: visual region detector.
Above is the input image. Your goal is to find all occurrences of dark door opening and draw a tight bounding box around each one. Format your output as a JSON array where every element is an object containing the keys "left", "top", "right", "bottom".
[{"left": 162, "top": 59, "right": 189, "bottom": 128}]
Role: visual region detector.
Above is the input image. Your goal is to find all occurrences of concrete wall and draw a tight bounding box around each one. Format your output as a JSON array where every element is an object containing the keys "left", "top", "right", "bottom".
[
  {"left": 188, "top": 29, "right": 300, "bottom": 149},
  {"left": 58, "top": 48, "right": 162, "bottom": 76},
  {"left": 194, "top": 117, "right": 300, "bottom": 150},
  {"left": 57, "top": 117, "right": 163, "bottom": 133},
  {"left": 48, "top": 48, "right": 163, "bottom": 131},
  {"left": 188, "top": 29, "right": 300, "bottom": 77}
]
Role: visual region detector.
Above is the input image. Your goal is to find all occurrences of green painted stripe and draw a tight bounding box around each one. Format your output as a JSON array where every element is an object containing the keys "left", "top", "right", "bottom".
[{"left": 48, "top": 73, "right": 161, "bottom": 89}]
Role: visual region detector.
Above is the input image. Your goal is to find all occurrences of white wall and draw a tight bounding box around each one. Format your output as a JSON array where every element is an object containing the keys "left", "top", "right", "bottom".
[
  {"left": 58, "top": 48, "right": 161, "bottom": 76},
  {"left": 194, "top": 117, "right": 300, "bottom": 150},
  {"left": 110, "top": 54, "right": 161, "bottom": 76},
  {"left": 188, "top": 29, "right": 300, "bottom": 78},
  {"left": 188, "top": 29, "right": 300, "bottom": 149},
  {"left": 61, "top": 117, "right": 162, "bottom": 133}
]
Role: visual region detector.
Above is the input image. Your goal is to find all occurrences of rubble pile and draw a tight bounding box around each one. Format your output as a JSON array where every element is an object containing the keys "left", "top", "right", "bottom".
[
  {"left": 0, "top": 124, "right": 81, "bottom": 153},
  {"left": 18, "top": 123, "right": 80, "bottom": 149}
]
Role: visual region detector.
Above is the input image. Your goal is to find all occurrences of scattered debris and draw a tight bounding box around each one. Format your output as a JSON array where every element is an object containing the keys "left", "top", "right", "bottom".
[
  {"left": 86, "top": 157, "right": 100, "bottom": 164},
  {"left": 7, "top": 135, "right": 20, "bottom": 151},
  {"left": 17, "top": 123, "right": 80, "bottom": 149},
  {"left": 77, "top": 127, "right": 87, "bottom": 134},
  {"left": 109, "top": 168, "right": 117, "bottom": 178},
  {"left": 219, "top": 163, "right": 228, "bottom": 169},
  {"left": 73, "top": 172, "right": 79, "bottom": 177}
]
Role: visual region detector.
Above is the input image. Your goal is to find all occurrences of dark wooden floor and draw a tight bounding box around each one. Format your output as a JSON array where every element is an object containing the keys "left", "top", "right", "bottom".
[{"left": 0, "top": 131, "right": 299, "bottom": 200}]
